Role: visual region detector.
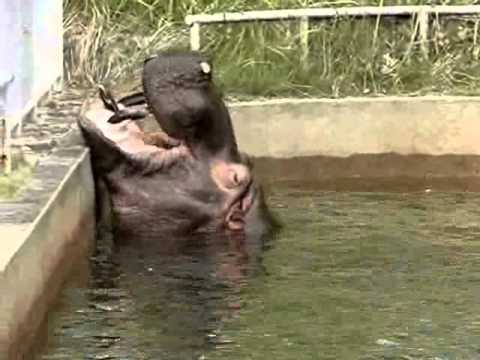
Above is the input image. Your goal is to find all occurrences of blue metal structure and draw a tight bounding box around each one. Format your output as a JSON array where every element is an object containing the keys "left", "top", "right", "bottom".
[
  {"left": 0, "top": 0, "right": 63, "bottom": 119},
  {"left": 0, "top": 0, "right": 63, "bottom": 171}
]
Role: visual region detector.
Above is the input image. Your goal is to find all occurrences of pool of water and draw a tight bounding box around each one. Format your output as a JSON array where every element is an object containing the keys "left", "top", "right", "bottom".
[{"left": 39, "top": 185, "right": 480, "bottom": 360}]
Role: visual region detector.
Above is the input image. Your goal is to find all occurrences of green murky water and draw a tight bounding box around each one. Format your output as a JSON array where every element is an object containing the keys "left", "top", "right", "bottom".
[{"left": 40, "top": 187, "right": 480, "bottom": 359}]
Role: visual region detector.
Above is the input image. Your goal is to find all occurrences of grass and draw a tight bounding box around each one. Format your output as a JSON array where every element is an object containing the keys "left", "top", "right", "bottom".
[
  {"left": 0, "top": 165, "right": 33, "bottom": 199},
  {"left": 63, "top": 0, "right": 480, "bottom": 98}
]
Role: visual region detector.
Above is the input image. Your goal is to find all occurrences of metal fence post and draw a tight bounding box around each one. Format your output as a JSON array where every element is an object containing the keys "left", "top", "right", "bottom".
[
  {"left": 4, "top": 120, "right": 12, "bottom": 174},
  {"left": 300, "top": 16, "right": 309, "bottom": 62},
  {"left": 418, "top": 7, "right": 429, "bottom": 58},
  {"left": 190, "top": 22, "right": 201, "bottom": 51},
  {"left": 0, "top": 74, "right": 14, "bottom": 174}
]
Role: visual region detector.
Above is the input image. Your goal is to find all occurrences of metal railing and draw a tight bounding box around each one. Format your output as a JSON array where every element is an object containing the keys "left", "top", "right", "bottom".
[
  {"left": 185, "top": 5, "right": 480, "bottom": 58},
  {"left": 0, "top": 75, "right": 15, "bottom": 172}
]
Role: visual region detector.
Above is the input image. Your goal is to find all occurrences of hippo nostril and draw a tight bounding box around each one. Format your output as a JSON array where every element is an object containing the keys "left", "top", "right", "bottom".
[
  {"left": 229, "top": 165, "right": 250, "bottom": 189},
  {"left": 232, "top": 172, "right": 240, "bottom": 186},
  {"left": 211, "top": 161, "right": 252, "bottom": 191},
  {"left": 226, "top": 169, "right": 241, "bottom": 189}
]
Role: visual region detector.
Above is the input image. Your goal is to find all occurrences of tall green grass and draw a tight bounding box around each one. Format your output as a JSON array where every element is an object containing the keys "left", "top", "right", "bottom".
[{"left": 64, "top": 0, "right": 480, "bottom": 98}]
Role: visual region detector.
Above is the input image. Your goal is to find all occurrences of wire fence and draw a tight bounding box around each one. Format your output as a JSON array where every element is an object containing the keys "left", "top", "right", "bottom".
[{"left": 186, "top": 5, "right": 480, "bottom": 59}]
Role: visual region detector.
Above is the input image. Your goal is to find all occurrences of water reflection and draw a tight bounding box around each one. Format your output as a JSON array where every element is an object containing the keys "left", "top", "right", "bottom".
[
  {"left": 43, "top": 188, "right": 480, "bottom": 360},
  {"left": 42, "top": 228, "right": 272, "bottom": 359}
]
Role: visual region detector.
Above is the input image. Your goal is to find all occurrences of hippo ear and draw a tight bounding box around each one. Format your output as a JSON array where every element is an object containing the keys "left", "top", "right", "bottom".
[
  {"left": 77, "top": 115, "right": 128, "bottom": 174},
  {"left": 199, "top": 61, "right": 211, "bottom": 75}
]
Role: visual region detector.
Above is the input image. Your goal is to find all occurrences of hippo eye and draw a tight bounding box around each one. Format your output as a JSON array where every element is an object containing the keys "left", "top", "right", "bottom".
[{"left": 199, "top": 61, "right": 211, "bottom": 75}]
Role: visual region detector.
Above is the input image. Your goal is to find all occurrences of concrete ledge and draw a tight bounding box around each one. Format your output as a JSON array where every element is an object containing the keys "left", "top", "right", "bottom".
[
  {"left": 0, "top": 145, "right": 95, "bottom": 359},
  {"left": 252, "top": 154, "right": 480, "bottom": 192},
  {"left": 229, "top": 96, "right": 480, "bottom": 158}
]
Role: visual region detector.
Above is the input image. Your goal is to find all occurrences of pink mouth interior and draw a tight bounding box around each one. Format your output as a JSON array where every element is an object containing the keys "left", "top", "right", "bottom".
[
  {"left": 226, "top": 184, "right": 256, "bottom": 231},
  {"left": 84, "top": 105, "right": 165, "bottom": 155}
]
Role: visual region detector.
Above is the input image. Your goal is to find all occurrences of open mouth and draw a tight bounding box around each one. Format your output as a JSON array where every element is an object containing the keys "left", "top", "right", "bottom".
[
  {"left": 85, "top": 99, "right": 257, "bottom": 233},
  {"left": 225, "top": 182, "right": 256, "bottom": 231}
]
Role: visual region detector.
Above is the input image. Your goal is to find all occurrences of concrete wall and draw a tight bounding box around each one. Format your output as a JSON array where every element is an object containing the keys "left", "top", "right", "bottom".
[
  {"left": 0, "top": 146, "right": 95, "bottom": 359},
  {"left": 229, "top": 96, "right": 480, "bottom": 158}
]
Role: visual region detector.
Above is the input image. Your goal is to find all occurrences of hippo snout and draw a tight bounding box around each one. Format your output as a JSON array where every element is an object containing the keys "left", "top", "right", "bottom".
[
  {"left": 210, "top": 161, "right": 252, "bottom": 193},
  {"left": 209, "top": 160, "right": 256, "bottom": 231}
]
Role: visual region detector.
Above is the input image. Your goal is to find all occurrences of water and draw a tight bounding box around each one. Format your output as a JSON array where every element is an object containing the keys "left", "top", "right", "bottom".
[{"left": 40, "top": 186, "right": 480, "bottom": 360}]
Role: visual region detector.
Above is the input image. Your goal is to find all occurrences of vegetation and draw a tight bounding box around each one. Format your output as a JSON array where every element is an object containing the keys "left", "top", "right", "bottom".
[
  {"left": 64, "top": 0, "right": 480, "bottom": 98},
  {"left": 0, "top": 165, "right": 33, "bottom": 199}
]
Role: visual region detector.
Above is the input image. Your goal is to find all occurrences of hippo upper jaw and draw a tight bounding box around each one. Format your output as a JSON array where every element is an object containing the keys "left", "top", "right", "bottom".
[{"left": 205, "top": 152, "right": 258, "bottom": 232}]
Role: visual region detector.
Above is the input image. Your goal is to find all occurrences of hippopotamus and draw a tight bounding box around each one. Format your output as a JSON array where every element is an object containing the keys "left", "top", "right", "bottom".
[{"left": 78, "top": 51, "right": 276, "bottom": 243}]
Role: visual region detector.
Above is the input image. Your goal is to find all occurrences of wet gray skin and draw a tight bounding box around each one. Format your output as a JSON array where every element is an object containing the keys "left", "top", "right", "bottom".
[
  {"left": 142, "top": 51, "right": 238, "bottom": 159},
  {"left": 104, "top": 51, "right": 238, "bottom": 159},
  {"left": 78, "top": 51, "right": 272, "bottom": 241},
  {"left": 78, "top": 97, "right": 274, "bottom": 242}
]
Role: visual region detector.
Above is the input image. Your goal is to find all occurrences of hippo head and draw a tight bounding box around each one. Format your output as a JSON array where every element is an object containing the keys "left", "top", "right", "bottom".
[
  {"left": 78, "top": 79, "right": 274, "bottom": 243},
  {"left": 142, "top": 51, "right": 239, "bottom": 161}
]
